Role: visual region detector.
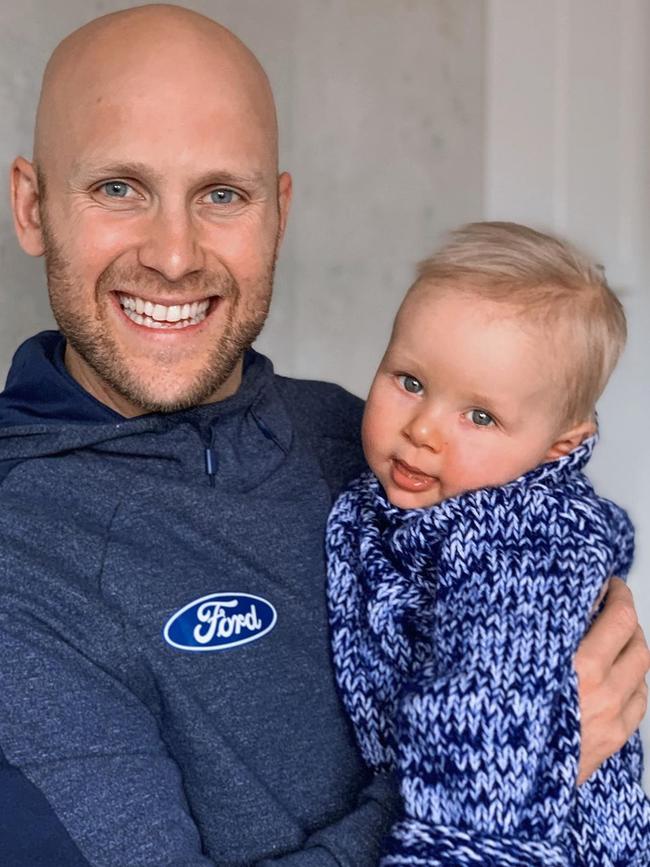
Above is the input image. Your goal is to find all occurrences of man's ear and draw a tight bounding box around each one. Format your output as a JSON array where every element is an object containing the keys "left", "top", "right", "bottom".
[
  {"left": 11, "top": 157, "right": 45, "bottom": 256},
  {"left": 276, "top": 171, "right": 292, "bottom": 247},
  {"left": 545, "top": 419, "right": 597, "bottom": 460}
]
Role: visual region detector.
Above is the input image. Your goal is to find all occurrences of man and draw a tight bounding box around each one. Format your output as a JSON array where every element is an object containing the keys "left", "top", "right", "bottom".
[{"left": 0, "top": 5, "right": 647, "bottom": 865}]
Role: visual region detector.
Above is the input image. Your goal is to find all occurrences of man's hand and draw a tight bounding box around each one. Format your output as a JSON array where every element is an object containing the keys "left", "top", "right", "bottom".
[{"left": 574, "top": 578, "right": 650, "bottom": 784}]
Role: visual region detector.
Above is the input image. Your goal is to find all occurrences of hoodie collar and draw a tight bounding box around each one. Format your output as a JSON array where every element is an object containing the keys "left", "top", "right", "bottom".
[
  {"left": 0, "top": 331, "right": 293, "bottom": 465},
  {"left": 1, "top": 331, "right": 122, "bottom": 425}
]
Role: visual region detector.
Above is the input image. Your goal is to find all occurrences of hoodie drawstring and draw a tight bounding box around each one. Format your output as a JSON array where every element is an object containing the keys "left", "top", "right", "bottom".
[{"left": 204, "top": 446, "right": 218, "bottom": 487}]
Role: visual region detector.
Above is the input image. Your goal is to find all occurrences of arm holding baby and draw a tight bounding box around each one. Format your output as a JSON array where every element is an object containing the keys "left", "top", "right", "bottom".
[{"left": 574, "top": 577, "right": 649, "bottom": 785}]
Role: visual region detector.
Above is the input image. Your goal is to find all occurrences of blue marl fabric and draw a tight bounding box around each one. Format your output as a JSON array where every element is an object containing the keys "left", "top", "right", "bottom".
[{"left": 326, "top": 437, "right": 650, "bottom": 865}]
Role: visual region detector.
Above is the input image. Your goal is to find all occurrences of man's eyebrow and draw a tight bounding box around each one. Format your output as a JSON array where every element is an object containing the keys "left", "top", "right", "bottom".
[
  {"left": 71, "top": 161, "right": 266, "bottom": 188},
  {"left": 190, "top": 169, "right": 267, "bottom": 189}
]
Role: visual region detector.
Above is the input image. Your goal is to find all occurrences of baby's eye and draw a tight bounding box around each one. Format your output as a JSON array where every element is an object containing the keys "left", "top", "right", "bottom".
[
  {"left": 398, "top": 374, "right": 423, "bottom": 394},
  {"left": 466, "top": 409, "right": 495, "bottom": 427}
]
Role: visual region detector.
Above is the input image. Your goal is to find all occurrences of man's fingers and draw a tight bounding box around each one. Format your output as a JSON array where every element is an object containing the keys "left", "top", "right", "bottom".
[
  {"left": 591, "top": 579, "right": 610, "bottom": 613},
  {"left": 621, "top": 681, "right": 649, "bottom": 737},
  {"left": 574, "top": 580, "right": 649, "bottom": 782},
  {"left": 611, "top": 624, "right": 650, "bottom": 704},
  {"left": 576, "top": 579, "right": 638, "bottom": 678}
]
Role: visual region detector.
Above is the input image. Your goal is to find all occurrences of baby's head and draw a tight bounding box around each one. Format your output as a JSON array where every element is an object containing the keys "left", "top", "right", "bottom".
[{"left": 363, "top": 221, "right": 627, "bottom": 509}]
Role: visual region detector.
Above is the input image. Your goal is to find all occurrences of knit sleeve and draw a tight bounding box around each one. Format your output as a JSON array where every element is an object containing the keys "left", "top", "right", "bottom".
[{"left": 380, "top": 485, "right": 634, "bottom": 866}]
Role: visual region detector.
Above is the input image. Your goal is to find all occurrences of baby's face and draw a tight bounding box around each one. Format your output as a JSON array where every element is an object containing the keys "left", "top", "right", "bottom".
[{"left": 362, "top": 288, "right": 570, "bottom": 510}]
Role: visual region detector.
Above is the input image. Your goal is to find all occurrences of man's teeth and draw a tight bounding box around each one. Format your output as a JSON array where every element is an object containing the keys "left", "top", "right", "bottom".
[{"left": 118, "top": 294, "right": 210, "bottom": 329}]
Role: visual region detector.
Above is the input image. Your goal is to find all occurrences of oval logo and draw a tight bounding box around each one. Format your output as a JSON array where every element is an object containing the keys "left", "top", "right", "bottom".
[{"left": 163, "top": 592, "right": 277, "bottom": 652}]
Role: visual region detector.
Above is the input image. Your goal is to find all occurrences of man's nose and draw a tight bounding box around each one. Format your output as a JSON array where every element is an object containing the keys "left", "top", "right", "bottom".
[
  {"left": 403, "top": 410, "right": 446, "bottom": 453},
  {"left": 137, "top": 207, "right": 204, "bottom": 282}
]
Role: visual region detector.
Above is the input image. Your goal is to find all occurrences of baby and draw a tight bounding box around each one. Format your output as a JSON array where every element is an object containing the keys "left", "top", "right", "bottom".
[{"left": 327, "top": 222, "right": 650, "bottom": 865}]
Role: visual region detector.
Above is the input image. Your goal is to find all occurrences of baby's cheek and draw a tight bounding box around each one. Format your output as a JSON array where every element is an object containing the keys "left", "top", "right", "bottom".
[
  {"left": 446, "top": 439, "right": 500, "bottom": 494},
  {"left": 361, "top": 413, "right": 384, "bottom": 474},
  {"left": 466, "top": 443, "right": 534, "bottom": 492},
  {"left": 361, "top": 397, "right": 390, "bottom": 448}
]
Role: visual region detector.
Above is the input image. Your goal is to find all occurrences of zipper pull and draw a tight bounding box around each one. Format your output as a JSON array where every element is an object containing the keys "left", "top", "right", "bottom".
[{"left": 204, "top": 447, "right": 218, "bottom": 487}]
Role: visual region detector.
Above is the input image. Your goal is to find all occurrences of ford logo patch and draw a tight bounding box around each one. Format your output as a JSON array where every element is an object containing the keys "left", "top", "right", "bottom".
[{"left": 163, "top": 592, "right": 277, "bottom": 652}]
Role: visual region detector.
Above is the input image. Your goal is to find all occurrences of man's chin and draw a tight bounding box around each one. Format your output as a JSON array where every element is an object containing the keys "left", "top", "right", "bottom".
[
  {"left": 107, "top": 380, "right": 225, "bottom": 416},
  {"left": 60, "top": 303, "right": 255, "bottom": 415},
  {"left": 105, "top": 358, "right": 244, "bottom": 415}
]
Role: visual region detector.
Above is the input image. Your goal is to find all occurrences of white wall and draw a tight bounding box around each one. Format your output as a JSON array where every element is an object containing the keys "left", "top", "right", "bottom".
[{"left": 485, "top": 0, "right": 650, "bottom": 784}]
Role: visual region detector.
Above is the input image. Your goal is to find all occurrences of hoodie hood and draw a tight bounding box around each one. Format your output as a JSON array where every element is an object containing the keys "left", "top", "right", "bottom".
[
  {"left": 1, "top": 331, "right": 122, "bottom": 426},
  {"left": 0, "top": 331, "right": 293, "bottom": 489}
]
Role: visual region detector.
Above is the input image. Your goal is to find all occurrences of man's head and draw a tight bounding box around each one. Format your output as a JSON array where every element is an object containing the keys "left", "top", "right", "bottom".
[
  {"left": 11, "top": 4, "right": 292, "bottom": 416},
  {"left": 362, "top": 222, "right": 627, "bottom": 509}
]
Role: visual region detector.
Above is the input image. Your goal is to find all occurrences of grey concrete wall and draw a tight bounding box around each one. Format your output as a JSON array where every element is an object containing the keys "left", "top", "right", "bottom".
[{"left": 0, "top": 0, "right": 485, "bottom": 396}]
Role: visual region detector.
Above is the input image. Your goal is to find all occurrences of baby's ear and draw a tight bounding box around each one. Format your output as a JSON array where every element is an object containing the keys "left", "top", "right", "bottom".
[{"left": 545, "top": 420, "right": 596, "bottom": 460}]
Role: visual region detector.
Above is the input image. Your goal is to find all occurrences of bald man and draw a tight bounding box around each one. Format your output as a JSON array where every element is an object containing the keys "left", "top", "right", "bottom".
[{"left": 0, "top": 5, "right": 647, "bottom": 866}]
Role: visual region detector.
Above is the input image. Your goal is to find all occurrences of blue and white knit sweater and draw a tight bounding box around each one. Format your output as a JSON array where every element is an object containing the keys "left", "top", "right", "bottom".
[{"left": 327, "top": 437, "right": 650, "bottom": 865}]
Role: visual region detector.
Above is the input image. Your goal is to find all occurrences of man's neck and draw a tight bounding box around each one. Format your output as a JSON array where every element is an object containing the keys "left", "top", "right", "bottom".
[{"left": 63, "top": 344, "right": 244, "bottom": 418}]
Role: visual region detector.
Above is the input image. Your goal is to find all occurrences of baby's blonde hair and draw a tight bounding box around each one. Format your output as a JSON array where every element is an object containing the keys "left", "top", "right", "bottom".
[{"left": 410, "top": 221, "right": 627, "bottom": 426}]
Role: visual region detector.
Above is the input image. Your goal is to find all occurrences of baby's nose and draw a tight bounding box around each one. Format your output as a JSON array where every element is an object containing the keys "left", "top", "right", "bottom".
[{"left": 404, "top": 413, "right": 445, "bottom": 452}]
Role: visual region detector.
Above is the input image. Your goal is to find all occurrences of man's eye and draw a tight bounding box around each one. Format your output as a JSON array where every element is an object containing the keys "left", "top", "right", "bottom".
[
  {"left": 208, "top": 188, "right": 241, "bottom": 205},
  {"left": 467, "top": 409, "right": 494, "bottom": 427},
  {"left": 101, "top": 181, "right": 133, "bottom": 198},
  {"left": 398, "top": 375, "right": 423, "bottom": 394}
]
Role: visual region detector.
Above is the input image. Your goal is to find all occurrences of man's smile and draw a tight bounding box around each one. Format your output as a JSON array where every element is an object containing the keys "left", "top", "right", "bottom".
[{"left": 116, "top": 291, "right": 215, "bottom": 330}]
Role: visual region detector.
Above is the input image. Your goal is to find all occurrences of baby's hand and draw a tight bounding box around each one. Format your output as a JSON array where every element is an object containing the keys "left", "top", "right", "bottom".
[{"left": 574, "top": 578, "right": 650, "bottom": 785}]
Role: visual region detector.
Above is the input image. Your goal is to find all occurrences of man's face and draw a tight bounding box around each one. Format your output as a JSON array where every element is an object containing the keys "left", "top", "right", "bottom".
[{"left": 29, "top": 44, "right": 290, "bottom": 415}]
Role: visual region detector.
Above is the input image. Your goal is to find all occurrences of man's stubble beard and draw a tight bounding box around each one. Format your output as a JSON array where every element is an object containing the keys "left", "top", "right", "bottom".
[{"left": 41, "top": 213, "right": 277, "bottom": 414}]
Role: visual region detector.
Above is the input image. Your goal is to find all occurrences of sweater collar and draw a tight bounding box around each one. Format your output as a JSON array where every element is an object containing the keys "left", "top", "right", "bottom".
[
  {"left": 349, "top": 435, "right": 597, "bottom": 576},
  {"left": 372, "top": 433, "right": 598, "bottom": 535}
]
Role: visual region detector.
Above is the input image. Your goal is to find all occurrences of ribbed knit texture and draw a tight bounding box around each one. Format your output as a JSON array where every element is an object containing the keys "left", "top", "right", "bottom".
[{"left": 327, "top": 437, "right": 650, "bottom": 865}]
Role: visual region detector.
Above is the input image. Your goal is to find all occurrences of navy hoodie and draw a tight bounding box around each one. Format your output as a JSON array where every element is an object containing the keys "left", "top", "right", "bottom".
[{"left": 0, "top": 332, "right": 398, "bottom": 866}]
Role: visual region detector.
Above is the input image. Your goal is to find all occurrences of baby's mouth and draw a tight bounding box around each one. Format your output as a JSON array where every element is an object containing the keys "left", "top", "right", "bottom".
[
  {"left": 390, "top": 458, "right": 439, "bottom": 492},
  {"left": 117, "top": 292, "right": 212, "bottom": 329}
]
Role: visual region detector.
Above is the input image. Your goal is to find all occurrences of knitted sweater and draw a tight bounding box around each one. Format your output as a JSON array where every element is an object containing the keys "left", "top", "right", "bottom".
[{"left": 326, "top": 437, "right": 650, "bottom": 865}]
